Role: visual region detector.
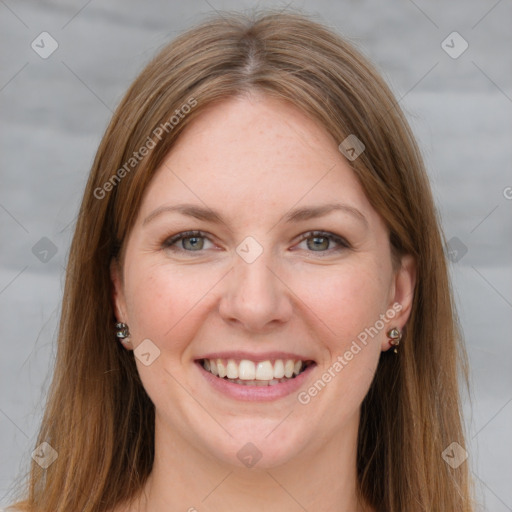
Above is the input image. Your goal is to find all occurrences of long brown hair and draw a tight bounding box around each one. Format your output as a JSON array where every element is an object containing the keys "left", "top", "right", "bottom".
[{"left": 10, "top": 10, "right": 474, "bottom": 511}]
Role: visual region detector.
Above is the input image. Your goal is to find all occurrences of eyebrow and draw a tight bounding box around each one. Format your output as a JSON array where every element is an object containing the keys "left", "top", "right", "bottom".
[{"left": 142, "top": 202, "right": 369, "bottom": 228}]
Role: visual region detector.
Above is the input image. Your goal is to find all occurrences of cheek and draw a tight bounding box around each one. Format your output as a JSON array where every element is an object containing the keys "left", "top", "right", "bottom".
[
  {"left": 123, "top": 262, "right": 216, "bottom": 347},
  {"left": 123, "top": 264, "right": 213, "bottom": 402},
  {"left": 289, "top": 261, "right": 391, "bottom": 441},
  {"left": 290, "top": 258, "right": 391, "bottom": 345}
]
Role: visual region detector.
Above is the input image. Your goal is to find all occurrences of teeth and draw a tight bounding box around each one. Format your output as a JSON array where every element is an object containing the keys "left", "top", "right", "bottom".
[
  {"left": 255, "top": 361, "right": 274, "bottom": 380},
  {"left": 284, "top": 359, "right": 295, "bottom": 378},
  {"left": 239, "top": 360, "right": 256, "bottom": 380},
  {"left": 226, "top": 359, "right": 238, "bottom": 379},
  {"left": 201, "top": 358, "right": 309, "bottom": 381},
  {"left": 217, "top": 360, "right": 226, "bottom": 378},
  {"left": 273, "top": 359, "right": 285, "bottom": 378},
  {"left": 226, "top": 377, "right": 295, "bottom": 386}
]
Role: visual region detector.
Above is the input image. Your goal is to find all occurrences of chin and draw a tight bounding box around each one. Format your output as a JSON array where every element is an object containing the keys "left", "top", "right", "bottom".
[{"left": 201, "top": 422, "right": 309, "bottom": 470}]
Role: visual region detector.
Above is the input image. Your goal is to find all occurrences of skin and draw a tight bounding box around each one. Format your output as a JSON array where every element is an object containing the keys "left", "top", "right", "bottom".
[{"left": 110, "top": 94, "right": 416, "bottom": 512}]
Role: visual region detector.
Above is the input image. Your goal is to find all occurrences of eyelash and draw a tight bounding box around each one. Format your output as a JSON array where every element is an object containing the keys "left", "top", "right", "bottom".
[{"left": 161, "top": 230, "right": 350, "bottom": 256}]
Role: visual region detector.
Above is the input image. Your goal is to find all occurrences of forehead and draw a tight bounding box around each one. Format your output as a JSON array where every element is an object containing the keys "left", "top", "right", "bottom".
[{"left": 137, "top": 95, "right": 376, "bottom": 227}]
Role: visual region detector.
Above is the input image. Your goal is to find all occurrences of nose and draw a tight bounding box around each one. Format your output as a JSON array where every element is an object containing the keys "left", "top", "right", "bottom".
[{"left": 218, "top": 248, "right": 293, "bottom": 333}]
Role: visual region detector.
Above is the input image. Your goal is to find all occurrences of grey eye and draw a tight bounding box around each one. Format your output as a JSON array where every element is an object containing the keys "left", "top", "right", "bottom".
[
  {"left": 181, "top": 236, "right": 205, "bottom": 251},
  {"left": 307, "top": 236, "right": 330, "bottom": 251}
]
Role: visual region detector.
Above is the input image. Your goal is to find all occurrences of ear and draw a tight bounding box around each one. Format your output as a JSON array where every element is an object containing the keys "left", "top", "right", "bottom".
[
  {"left": 110, "top": 258, "right": 128, "bottom": 324},
  {"left": 381, "top": 253, "right": 416, "bottom": 351}
]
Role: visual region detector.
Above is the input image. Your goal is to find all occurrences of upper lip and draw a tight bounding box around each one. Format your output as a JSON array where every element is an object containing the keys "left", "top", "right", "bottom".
[{"left": 196, "top": 351, "right": 316, "bottom": 362}]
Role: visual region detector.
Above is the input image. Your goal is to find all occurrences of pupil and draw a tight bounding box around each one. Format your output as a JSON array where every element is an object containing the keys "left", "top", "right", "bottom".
[
  {"left": 308, "top": 236, "right": 328, "bottom": 251},
  {"left": 184, "top": 237, "right": 203, "bottom": 250}
]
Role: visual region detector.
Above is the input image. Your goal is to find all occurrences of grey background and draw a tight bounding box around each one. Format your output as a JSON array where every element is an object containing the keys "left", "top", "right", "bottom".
[{"left": 1, "top": 0, "right": 511, "bottom": 510}]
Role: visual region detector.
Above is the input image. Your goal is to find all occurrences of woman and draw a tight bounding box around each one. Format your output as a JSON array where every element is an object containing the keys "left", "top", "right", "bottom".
[{"left": 10, "top": 10, "right": 474, "bottom": 512}]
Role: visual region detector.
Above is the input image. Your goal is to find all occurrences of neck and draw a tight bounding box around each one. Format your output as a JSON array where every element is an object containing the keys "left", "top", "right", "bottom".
[{"left": 130, "top": 412, "right": 372, "bottom": 512}]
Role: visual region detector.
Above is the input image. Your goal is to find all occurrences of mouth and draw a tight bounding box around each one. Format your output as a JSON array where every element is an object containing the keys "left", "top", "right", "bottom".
[{"left": 196, "top": 357, "right": 316, "bottom": 386}]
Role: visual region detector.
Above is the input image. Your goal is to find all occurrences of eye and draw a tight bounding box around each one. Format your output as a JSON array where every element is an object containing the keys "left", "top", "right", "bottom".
[
  {"left": 162, "top": 230, "right": 215, "bottom": 253},
  {"left": 161, "top": 230, "right": 350, "bottom": 256},
  {"left": 295, "top": 231, "right": 350, "bottom": 254}
]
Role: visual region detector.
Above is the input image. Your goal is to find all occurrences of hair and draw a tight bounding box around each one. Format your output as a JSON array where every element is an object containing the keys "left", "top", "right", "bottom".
[{"left": 9, "top": 10, "right": 474, "bottom": 512}]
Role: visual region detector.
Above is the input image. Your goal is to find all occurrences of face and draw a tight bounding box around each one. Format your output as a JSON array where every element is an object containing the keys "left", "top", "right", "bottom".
[{"left": 111, "top": 94, "right": 415, "bottom": 469}]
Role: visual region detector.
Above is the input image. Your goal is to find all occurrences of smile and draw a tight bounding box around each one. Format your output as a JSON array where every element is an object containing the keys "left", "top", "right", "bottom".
[{"left": 198, "top": 358, "right": 315, "bottom": 386}]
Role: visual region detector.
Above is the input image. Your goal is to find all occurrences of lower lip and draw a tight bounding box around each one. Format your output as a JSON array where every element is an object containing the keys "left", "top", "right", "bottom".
[{"left": 195, "top": 361, "right": 316, "bottom": 402}]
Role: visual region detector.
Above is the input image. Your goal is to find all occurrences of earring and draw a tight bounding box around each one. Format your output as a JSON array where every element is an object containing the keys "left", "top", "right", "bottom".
[
  {"left": 387, "top": 327, "right": 402, "bottom": 354},
  {"left": 115, "top": 322, "right": 131, "bottom": 344}
]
